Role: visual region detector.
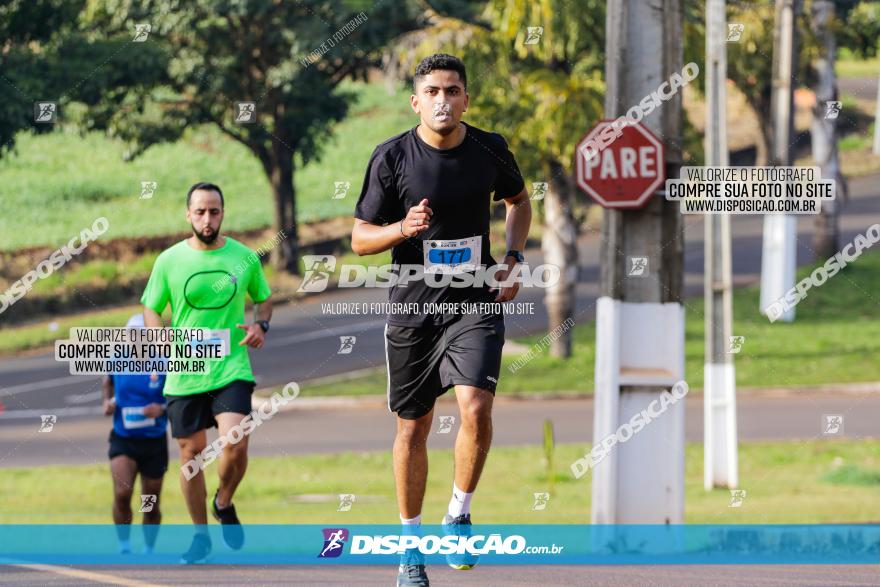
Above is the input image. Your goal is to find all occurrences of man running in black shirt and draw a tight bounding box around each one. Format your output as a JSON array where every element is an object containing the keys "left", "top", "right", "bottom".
[{"left": 351, "top": 53, "right": 531, "bottom": 587}]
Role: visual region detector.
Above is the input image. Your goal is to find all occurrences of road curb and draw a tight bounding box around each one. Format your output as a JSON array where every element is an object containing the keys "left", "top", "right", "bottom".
[{"left": 252, "top": 380, "right": 880, "bottom": 412}]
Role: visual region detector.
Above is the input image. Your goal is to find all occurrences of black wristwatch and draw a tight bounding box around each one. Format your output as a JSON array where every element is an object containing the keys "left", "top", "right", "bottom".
[
  {"left": 505, "top": 250, "right": 525, "bottom": 263},
  {"left": 256, "top": 320, "right": 270, "bottom": 333}
]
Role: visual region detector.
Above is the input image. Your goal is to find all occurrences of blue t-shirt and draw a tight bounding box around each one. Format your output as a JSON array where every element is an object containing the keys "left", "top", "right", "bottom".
[{"left": 110, "top": 372, "right": 168, "bottom": 438}]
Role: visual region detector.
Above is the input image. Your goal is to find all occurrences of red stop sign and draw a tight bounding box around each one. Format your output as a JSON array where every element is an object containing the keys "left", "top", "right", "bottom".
[{"left": 575, "top": 120, "right": 665, "bottom": 209}]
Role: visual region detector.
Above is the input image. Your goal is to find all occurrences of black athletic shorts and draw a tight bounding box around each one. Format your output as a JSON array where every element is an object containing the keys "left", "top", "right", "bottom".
[
  {"left": 165, "top": 379, "right": 255, "bottom": 438},
  {"left": 384, "top": 312, "right": 505, "bottom": 420},
  {"left": 108, "top": 430, "right": 169, "bottom": 478}
]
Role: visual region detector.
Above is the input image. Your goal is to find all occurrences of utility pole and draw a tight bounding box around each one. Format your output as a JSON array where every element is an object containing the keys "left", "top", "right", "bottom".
[
  {"left": 704, "top": 0, "right": 738, "bottom": 491},
  {"left": 593, "top": 0, "right": 685, "bottom": 524},
  {"left": 759, "top": 0, "right": 798, "bottom": 321},
  {"left": 811, "top": 0, "right": 842, "bottom": 259}
]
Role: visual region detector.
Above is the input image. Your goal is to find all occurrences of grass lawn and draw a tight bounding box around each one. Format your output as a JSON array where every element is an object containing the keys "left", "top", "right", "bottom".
[
  {"left": 2, "top": 440, "right": 878, "bottom": 524},
  {"left": 836, "top": 56, "right": 880, "bottom": 79},
  {"left": 0, "top": 81, "right": 415, "bottom": 251},
  {"left": 276, "top": 248, "right": 880, "bottom": 398}
]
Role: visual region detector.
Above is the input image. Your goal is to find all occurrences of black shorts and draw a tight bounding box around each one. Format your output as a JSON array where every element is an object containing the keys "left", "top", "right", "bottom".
[
  {"left": 108, "top": 430, "right": 169, "bottom": 479},
  {"left": 165, "top": 379, "right": 255, "bottom": 438},
  {"left": 384, "top": 312, "right": 505, "bottom": 420}
]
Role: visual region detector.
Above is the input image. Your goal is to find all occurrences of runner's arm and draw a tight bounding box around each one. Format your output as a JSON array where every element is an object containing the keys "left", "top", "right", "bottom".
[
  {"left": 142, "top": 307, "right": 164, "bottom": 328},
  {"left": 253, "top": 296, "right": 273, "bottom": 324},
  {"left": 491, "top": 188, "right": 532, "bottom": 302},
  {"left": 503, "top": 188, "right": 531, "bottom": 257},
  {"left": 102, "top": 376, "right": 115, "bottom": 416},
  {"left": 351, "top": 219, "right": 406, "bottom": 255},
  {"left": 352, "top": 199, "right": 432, "bottom": 255}
]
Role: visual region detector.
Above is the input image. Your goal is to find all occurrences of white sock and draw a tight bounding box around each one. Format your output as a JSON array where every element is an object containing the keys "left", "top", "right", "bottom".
[
  {"left": 447, "top": 483, "right": 473, "bottom": 518},
  {"left": 400, "top": 514, "right": 422, "bottom": 541}
]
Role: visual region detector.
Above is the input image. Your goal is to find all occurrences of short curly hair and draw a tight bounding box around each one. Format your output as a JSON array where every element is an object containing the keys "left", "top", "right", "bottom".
[{"left": 413, "top": 53, "right": 467, "bottom": 93}]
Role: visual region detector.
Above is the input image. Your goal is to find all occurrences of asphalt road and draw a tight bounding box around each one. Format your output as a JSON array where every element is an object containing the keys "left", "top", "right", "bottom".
[
  {"left": 2, "top": 173, "right": 880, "bottom": 426},
  {"left": 838, "top": 76, "right": 878, "bottom": 103},
  {"left": 1, "top": 563, "right": 879, "bottom": 586},
  {"left": 1, "top": 391, "right": 877, "bottom": 468}
]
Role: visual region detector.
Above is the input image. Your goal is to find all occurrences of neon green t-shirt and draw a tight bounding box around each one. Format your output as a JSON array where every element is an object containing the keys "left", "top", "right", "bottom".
[{"left": 140, "top": 237, "right": 272, "bottom": 396}]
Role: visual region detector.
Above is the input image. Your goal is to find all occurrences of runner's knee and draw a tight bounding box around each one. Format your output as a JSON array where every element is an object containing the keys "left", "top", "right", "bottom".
[
  {"left": 178, "top": 437, "right": 206, "bottom": 461},
  {"left": 143, "top": 506, "right": 162, "bottom": 522},
  {"left": 222, "top": 437, "right": 248, "bottom": 460},
  {"left": 397, "top": 417, "right": 432, "bottom": 444},
  {"left": 113, "top": 486, "right": 134, "bottom": 506},
  {"left": 459, "top": 396, "right": 492, "bottom": 426}
]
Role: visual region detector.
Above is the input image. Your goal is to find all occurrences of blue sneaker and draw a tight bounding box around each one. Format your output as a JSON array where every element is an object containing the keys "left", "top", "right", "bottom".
[
  {"left": 441, "top": 513, "right": 478, "bottom": 570},
  {"left": 180, "top": 533, "right": 211, "bottom": 564},
  {"left": 212, "top": 490, "right": 245, "bottom": 550},
  {"left": 397, "top": 548, "right": 429, "bottom": 586}
]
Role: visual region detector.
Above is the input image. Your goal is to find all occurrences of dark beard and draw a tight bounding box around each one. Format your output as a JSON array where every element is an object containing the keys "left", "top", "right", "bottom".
[{"left": 192, "top": 225, "right": 219, "bottom": 244}]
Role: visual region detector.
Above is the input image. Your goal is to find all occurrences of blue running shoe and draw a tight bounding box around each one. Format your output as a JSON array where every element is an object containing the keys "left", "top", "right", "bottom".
[
  {"left": 441, "top": 513, "right": 478, "bottom": 570},
  {"left": 397, "top": 547, "right": 429, "bottom": 586}
]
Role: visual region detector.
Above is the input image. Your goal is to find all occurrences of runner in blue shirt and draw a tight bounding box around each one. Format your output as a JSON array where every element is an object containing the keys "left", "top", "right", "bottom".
[{"left": 102, "top": 313, "right": 168, "bottom": 554}]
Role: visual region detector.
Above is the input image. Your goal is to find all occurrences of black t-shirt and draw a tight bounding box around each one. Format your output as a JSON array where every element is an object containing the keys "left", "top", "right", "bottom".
[{"left": 354, "top": 122, "right": 525, "bottom": 327}]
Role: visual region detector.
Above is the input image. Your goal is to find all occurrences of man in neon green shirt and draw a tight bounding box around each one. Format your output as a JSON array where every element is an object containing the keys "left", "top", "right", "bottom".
[{"left": 141, "top": 182, "right": 273, "bottom": 564}]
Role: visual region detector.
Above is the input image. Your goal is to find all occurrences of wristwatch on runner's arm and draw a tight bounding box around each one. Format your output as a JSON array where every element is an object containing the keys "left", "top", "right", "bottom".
[
  {"left": 505, "top": 250, "right": 525, "bottom": 264},
  {"left": 256, "top": 320, "right": 270, "bottom": 333}
]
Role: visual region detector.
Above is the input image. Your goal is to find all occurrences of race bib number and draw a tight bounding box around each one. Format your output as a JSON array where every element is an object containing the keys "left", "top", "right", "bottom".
[
  {"left": 423, "top": 236, "right": 482, "bottom": 274},
  {"left": 122, "top": 406, "right": 156, "bottom": 430}
]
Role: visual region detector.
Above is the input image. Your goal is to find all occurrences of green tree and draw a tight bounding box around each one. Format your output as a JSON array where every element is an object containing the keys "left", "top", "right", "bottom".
[
  {"left": 0, "top": 0, "right": 164, "bottom": 156},
  {"left": 840, "top": 0, "right": 880, "bottom": 58},
  {"left": 79, "top": 0, "right": 420, "bottom": 273}
]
